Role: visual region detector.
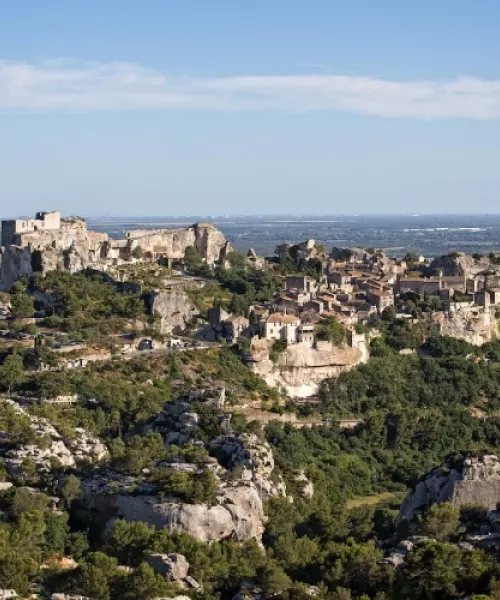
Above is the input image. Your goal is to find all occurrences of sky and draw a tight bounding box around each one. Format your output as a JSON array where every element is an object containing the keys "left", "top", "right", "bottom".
[{"left": 0, "top": 1, "right": 499, "bottom": 217}]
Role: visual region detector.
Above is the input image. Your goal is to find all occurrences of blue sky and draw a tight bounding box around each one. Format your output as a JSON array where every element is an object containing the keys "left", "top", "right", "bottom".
[{"left": 0, "top": 1, "right": 499, "bottom": 216}]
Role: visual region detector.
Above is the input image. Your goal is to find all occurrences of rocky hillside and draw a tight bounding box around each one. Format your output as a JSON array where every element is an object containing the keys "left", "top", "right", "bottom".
[
  {"left": 78, "top": 392, "right": 286, "bottom": 543},
  {"left": 429, "top": 304, "right": 499, "bottom": 346}
]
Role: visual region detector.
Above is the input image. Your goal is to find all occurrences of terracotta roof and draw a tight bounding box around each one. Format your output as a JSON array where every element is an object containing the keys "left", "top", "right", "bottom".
[
  {"left": 266, "top": 313, "right": 301, "bottom": 324},
  {"left": 399, "top": 277, "right": 440, "bottom": 283},
  {"left": 226, "top": 315, "right": 249, "bottom": 325}
]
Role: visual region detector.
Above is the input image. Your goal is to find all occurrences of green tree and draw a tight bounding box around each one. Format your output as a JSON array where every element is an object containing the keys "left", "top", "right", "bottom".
[
  {"left": 259, "top": 560, "right": 292, "bottom": 596},
  {"left": 10, "top": 292, "right": 35, "bottom": 318},
  {"left": 67, "top": 531, "right": 89, "bottom": 560},
  {"left": 105, "top": 520, "right": 155, "bottom": 566},
  {"left": 122, "top": 563, "right": 170, "bottom": 600},
  {"left": 61, "top": 474, "right": 82, "bottom": 509},
  {"left": 184, "top": 245, "right": 203, "bottom": 272},
  {"left": 77, "top": 552, "right": 119, "bottom": 600},
  {"left": 315, "top": 316, "right": 346, "bottom": 346},
  {"left": 397, "top": 540, "right": 461, "bottom": 599},
  {"left": 417, "top": 503, "right": 460, "bottom": 541},
  {"left": 0, "top": 353, "right": 27, "bottom": 396}
]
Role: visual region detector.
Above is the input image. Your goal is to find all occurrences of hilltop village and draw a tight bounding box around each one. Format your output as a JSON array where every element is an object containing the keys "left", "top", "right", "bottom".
[
  {"left": 1, "top": 211, "right": 499, "bottom": 389},
  {"left": 4, "top": 213, "right": 500, "bottom": 599}
]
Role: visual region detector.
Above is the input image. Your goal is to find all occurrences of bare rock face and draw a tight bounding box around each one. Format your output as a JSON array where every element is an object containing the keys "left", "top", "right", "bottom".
[
  {"left": 210, "top": 433, "right": 286, "bottom": 500},
  {"left": 145, "top": 553, "right": 189, "bottom": 580},
  {"left": 428, "top": 305, "right": 498, "bottom": 346},
  {"left": 149, "top": 288, "right": 198, "bottom": 334},
  {"left": 81, "top": 476, "right": 265, "bottom": 543},
  {"left": 126, "top": 222, "right": 229, "bottom": 264},
  {"left": 247, "top": 339, "right": 363, "bottom": 397},
  {"left": 398, "top": 454, "right": 500, "bottom": 524},
  {"left": 193, "top": 222, "right": 230, "bottom": 264},
  {"left": 0, "top": 246, "right": 33, "bottom": 289},
  {"left": 1, "top": 215, "right": 228, "bottom": 289},
  {"left": 430, "top": 253, "right": 492, "bottom": 278}
]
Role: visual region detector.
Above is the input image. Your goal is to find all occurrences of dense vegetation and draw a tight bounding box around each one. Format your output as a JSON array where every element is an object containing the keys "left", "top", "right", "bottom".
[{"left": 3, "top": 269, "right": 500, "bottom": 598}]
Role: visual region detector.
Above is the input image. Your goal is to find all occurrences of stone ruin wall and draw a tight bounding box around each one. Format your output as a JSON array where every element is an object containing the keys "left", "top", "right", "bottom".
[{"left": 0, "top": 217, "right": 229, "bottom": 289}]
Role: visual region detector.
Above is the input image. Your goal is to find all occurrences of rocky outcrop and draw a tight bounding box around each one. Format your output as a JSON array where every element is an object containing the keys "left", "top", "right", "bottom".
[
  {"left": 126, "top": 222, "right": 229, "bottom": 264},
  {"left": 0, "top": 246, "right": 33, "bottom": 288},
  {"left": 398, "top": 454, "right": 500, "bottom": 524},
  {"left": 428, "top": 305, "right": 498, "bottom": 346},
  {"left": 293, "top": 470, "right": 314, "bottom": 499},
  {"left": 145, "top": 553, "right": 189, "bottom": 580},
  {"left": 149, "top": 288, "right": 198, "bottom": 334},
  {"left": 209, "top": 434, "right": 286, "bottom": 500},
  {"left": 247, "top": 339, "right": 363, "bottom": 397},
  {"left": 81, "top": 473, "right": 266, "bottom": 543},
  {"left": 78, "top": 393, "right": 283, "bottom": 543},
  {"left": 0, "top": 215, "right": 228, "bottom": 289},
  {"left": 0, "top": 399, "right": 108, "bottom": 475},
  {"left": 430, "top": 253, "right": 492, "bottom": 278}
]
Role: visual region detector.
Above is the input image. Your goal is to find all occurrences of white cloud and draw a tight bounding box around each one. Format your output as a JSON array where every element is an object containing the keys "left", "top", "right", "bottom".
[{"left": 0, "top": 59, "right": 499, "bottom": 119}]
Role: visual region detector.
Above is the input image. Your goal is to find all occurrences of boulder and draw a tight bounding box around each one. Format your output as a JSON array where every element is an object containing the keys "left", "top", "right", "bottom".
[
  {"left": 145, "top": 553, "right": 189, "bottom": 580},
  {"left": 294, "top": 470, "right": 314, "bottom": 499},
  {"left": 81, "top": 474, "right": 266, "bottom": 543}
]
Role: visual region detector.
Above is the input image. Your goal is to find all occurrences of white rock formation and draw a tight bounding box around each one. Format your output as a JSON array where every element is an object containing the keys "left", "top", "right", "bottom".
[
  {"left": 0, "top": 399, "right": 108, "bottom": 474},
  {"left": 149, "top": 288, "right": 198, "bottom": 334},
  {"left": 398, "top": 453, "right": 500, "bottom": 523},
  {"left": 429, "top": 305, "right": 498, "bottom": 346},
  {"left": 145, "top": 553, "right": 189, "bottom": 580},
  {"left": 210, "top": 433, "right": 286, "bottom": 500},
  {"left": 81, "top": 475, "right": 266, "bottom": 543},
  {"left": 247, "top": 339, "right": 363, "bottom": 397},
  {"left": 293, "top": 470, "right": 314, "bottom": 499}
]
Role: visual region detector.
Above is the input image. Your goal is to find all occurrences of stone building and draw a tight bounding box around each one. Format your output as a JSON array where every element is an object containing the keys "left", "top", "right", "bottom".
[
  {"left": 367, "top": 289, "right": 394, "bottom": 312},
  {"left": 263, "top": 313, "right": 301, "bottom": 343},
  {"left": 1, "top": 210, "right": 61, "bottom": 245},
  {"left": 285, "top": 275, "right": 317, "bottom": 295},
  {"left": 224, "top": 315, "right": 250, "bottom": 341}
]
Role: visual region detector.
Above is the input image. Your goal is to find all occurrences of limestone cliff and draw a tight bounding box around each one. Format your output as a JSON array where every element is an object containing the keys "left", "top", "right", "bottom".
[
  {"left": 0, "top": 216, "right": 229, "bottom": 289},
  {"left": 398, "top": 453, "right": 500, "bottom": 524},
  {"left": 428, "top": 304, "right": 498, "bottom": 346},
  {"left": 149, "top": 288, "right": 198, "bottom": 334},
  {"left": 430, "top": 252, "right": 493, "bottom": 277},
  {"left": 246, "top": 339, "right": 364, "bottom": 397}
]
